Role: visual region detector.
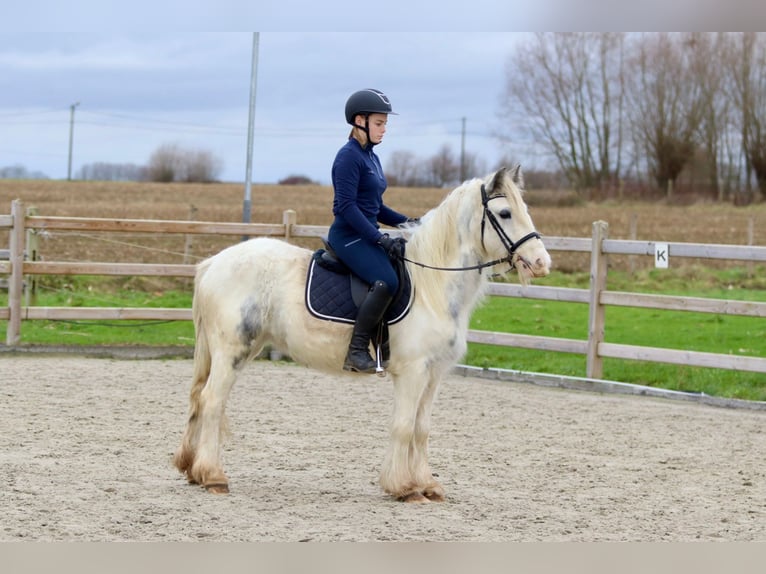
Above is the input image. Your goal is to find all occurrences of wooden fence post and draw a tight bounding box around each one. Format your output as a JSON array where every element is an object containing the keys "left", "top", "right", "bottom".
[
  {"left": 183, "top": 204, "right": 198, "bottom": 265},
  {"left": 748, "top": 216, "right": 755, "bottom": 277},
  {"left": 7, "top": 200, "right": 26, "bottom": 345},
  {"left": 586, "top": 220, "right": 609, "bottom": 379},
  {"left": 628, "top": 212, "right": 638, "bottom": 276},
  {"left": 283, "top": 209, "right": 297, "bottom": 242},
  {"left": 25, "top": 206, "right": 39, "bottom": 306}
]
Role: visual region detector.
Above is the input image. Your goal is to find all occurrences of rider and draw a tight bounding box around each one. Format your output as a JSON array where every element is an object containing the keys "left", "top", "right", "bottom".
[{"left": 328, "top": 88, "right": 416, "bottom": 373}]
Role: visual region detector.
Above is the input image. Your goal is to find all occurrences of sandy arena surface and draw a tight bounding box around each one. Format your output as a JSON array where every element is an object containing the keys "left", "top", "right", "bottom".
[{"left": 0, "top": 356, "right": 764, "bottom": 542}]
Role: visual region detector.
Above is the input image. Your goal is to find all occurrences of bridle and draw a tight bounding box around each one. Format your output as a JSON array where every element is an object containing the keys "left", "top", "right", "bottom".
[{"left": 400, "top": 184, "right": 541, "bottom": 273}]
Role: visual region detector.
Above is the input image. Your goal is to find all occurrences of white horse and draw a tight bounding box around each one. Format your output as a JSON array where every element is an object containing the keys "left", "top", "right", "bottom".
[{"left": 174, "top": 166, "right": 551, "bottom": 502}]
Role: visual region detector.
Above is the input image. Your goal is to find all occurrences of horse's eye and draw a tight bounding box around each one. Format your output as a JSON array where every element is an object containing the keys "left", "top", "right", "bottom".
[{"left": 499, "top": 209, "right": 512, "bottom": 220}]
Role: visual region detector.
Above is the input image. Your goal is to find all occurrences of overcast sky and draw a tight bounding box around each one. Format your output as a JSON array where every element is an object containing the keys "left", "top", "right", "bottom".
[
  {"left": 0, "top": 32, "right": 540, "bottom": 184},
  {"left": 2, "top": 2, "right": 759, "bottom": 184}
]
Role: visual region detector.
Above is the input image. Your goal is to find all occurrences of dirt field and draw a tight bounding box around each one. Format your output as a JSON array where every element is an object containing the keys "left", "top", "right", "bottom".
[{"left": 1, "top": 355, "right": 764, "bottom": 542}]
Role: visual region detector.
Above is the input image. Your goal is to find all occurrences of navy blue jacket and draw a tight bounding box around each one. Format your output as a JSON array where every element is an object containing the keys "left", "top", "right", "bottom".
[{"left": 331, "top": 138, "right": 407, "bottom": 244}]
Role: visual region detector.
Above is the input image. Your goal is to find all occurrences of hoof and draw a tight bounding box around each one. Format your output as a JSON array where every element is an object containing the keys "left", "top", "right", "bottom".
[
  {"left": 204, "top": 482, "right": 230, "bottom": 494},
  {"left": 423, "top": 490, "right": 445, "bottom": 502},
  {"left": 423, "top": 484, "right": 446, "bottom": 502},
  {"left": 399, "top": 491, "right": 430, "bottom": 504}
]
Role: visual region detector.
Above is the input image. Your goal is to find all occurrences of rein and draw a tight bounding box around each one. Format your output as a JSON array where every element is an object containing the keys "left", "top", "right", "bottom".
[{"left": 399, "top": 184, "right": 541, "bottom": 273}]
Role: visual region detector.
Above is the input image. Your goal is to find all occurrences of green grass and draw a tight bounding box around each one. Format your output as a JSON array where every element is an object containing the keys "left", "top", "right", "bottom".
[
  {"left": 468, "top": 267, "right": 766, "bottom": 402},
  {"left": 2, "top": 267, "right": 765, "bottom": 401},
  {"left": 0, "top": 278, "right": 195, "bottom": 346}
]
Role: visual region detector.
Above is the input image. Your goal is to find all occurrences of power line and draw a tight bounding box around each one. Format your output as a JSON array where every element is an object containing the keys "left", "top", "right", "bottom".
[
  {"left": 0, "top": 108, "right": 497, "bottom": 139},
  {"left": 84, "top": 110, "right": 245, "bottom": 132},
  {"left": 0, "top": 107, "right": 65, "bottom": 119}
]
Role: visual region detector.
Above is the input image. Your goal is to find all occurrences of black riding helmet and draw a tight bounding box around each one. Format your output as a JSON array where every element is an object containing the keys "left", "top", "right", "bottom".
[
  {"left": 345, "top": 89, "right": 397, "bottom": 148},
  {"left": 344, "top": 89, "right": 397, "bottom": 125}
]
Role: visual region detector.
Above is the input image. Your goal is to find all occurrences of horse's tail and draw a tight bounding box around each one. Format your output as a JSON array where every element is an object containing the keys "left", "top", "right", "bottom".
[
  {"left": 174, "top": 259, "right": 212, "bottom": 475},
  {"left": 189, "top": 259, "right": 213, "bottom": 412}
]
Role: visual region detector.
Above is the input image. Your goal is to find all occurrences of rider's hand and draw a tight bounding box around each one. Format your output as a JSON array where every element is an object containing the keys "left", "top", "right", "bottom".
[{"left": 377, "top": 234, "right": 406, "bottom": 259}]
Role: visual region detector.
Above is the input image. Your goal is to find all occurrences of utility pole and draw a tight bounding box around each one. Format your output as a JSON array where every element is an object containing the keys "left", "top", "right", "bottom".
[
  {"left": 67, "top": 102, "right": 80, "bottom": 181},
  {"left": 242, "top": 32, "right": 260, "bottom": 235}
]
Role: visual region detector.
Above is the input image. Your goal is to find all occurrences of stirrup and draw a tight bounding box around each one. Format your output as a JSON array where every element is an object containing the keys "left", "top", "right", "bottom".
[
  {"left": 375, "top": 343, "right": 386, "bottom": 377},
  {"left": 374, "top": 323, "right": 389, "bottom": 373}
]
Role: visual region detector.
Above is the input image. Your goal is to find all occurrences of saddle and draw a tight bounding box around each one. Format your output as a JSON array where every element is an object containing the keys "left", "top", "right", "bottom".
[{"left": 304, "top": 239, "right": 413, "bottom": 327}]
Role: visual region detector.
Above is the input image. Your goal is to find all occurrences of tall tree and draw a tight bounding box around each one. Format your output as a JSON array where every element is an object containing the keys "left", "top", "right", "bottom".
[
  {"left": 686, "top": 33, "right": 731, "bottom": 200},
  {"left": 728, "top": 32, "right": 766, "bottom": 201},
  {"left": 500, "top": 32, "right": 626, "bottom": 193},
  {"left": 625, "top": 33, "right": 704, "bottom": 196}
]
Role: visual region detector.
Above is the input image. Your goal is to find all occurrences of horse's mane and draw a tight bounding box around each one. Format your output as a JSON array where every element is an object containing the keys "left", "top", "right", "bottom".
[
  {"left": 405, "top": 176, "right": 487, "bottom": 316},
  {"left": 404, "top": 167, "right": 527, "bottom": 317}
]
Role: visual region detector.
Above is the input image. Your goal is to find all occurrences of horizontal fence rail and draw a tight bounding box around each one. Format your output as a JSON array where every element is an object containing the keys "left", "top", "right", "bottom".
[
  {"left": 24, "top": 215, "right": 287, "bottom": 237},
  {"left": 2, "top": 199, "right": 765, "bottom": 379}
]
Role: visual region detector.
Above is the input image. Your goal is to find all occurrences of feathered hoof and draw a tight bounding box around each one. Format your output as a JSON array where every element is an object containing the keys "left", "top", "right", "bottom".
[
  {"left": 399, "top": 491, "right": 430, "bottom": 503},
  {"left": 204, "top": 482, "right": 230, "bottom": 494},
  {"left": 422, "top": 484, "right": 446, "bottom": 502}
]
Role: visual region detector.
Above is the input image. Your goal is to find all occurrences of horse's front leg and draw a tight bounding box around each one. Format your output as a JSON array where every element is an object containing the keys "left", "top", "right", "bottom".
[
  {"left": 379, "top": 362, "right": 432, "bottom": 503},
  {"left": 410, "top": 369, "right": 446, "bottom": 502}
]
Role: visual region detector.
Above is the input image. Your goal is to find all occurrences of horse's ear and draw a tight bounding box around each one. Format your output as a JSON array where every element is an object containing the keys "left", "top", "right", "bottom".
[
  {"left": 488, "top": 166, "right": 508, "bottom": 194},
  {"left": 510, "top": 164, "right": 525, "bottom": 189},
  {"left": 489, "top": 164, "right": 524, "bottom": 194}
]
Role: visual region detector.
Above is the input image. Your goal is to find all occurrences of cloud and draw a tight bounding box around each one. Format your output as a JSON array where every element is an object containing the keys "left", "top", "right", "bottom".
[{"left": 0, "top": 32, "right": 528, "bottom": 182}]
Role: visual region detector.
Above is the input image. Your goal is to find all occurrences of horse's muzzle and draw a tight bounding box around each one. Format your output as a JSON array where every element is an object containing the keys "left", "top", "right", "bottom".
[{"left": 514, "top": 253, "right": 551, "bottom": 278}]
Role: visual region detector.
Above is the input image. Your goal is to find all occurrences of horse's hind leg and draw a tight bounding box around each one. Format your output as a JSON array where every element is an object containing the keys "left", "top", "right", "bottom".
[
  {"left": 187, "top": 351, "right": 241, "bottom": 493},
  {"left": 174, "top": 340, "right": 212, "bottom": 482}
]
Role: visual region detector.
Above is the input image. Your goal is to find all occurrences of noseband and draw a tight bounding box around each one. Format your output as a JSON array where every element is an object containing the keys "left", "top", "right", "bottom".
[{"left": 400, "top": 184, "right": 541, "bottom": 273}]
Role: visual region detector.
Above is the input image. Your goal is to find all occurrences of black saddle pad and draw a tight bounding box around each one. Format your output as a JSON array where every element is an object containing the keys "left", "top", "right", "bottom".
[{"left": 305, "top": 250, "right": 413, "bottom": 325}]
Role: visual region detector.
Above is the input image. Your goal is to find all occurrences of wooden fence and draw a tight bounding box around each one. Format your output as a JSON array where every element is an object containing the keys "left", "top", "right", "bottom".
[{"left": 2, "top": 198, "right": 766, "bottom": 378}]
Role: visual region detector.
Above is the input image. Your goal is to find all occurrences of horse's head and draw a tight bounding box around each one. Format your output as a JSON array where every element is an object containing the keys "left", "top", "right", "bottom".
[{"left": 477, "top": 165, "right": 551, "bottom": 284}]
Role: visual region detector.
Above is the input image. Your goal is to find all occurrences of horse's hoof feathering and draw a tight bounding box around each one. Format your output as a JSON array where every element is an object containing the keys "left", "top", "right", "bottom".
[
  {"left": 204, "top": 483, "right": 230, "bottom": 494},
  {"left": 399, "top": 492, "right": 430, "bottom": 504}
]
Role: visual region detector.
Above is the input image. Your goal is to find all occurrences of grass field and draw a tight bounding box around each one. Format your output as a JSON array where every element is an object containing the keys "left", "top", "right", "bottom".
[{"left": 2, "top": 179, "right": 765, "bottom": 400}]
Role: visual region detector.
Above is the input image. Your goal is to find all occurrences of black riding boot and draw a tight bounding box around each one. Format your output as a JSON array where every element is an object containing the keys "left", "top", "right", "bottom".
[{"left": 344, "top": 280, "right": 394, "bottom": 373}]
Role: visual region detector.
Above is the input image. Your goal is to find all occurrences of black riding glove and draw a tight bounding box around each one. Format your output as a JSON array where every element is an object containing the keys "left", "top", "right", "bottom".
[{"left": 377, "top": 233, "right": 407, "bottom": 259}]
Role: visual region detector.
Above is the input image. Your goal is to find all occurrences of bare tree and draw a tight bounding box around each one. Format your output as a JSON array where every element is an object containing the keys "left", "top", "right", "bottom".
[
  {"left": 77, "top": 162, "right": 148, "bottom": 181},
  {"left": 424, "top": 144, "right": 460, "bottom": 187},
  {"left": 460, "top": 151, "right": 488, "bottom": 182},
  {"left": 385, "top": 150, "right": 424, "bottom": 186},
  {"left": 147, "top": 143, "right": 223, "bottom": 183},
  {"left": 385, "top": 147, "right": 484, "bottom": 187},
  {"left": 727, "top": 32, "right": 766, "bottom": 201},
  {"left": 181, "top": 149, "right": 224, "bottom": 183},
  {"left": 682, "top": 33, "right": 734, "bottom": 200},
  {"left": 0, "top": 164, "right": 49, "bottom": 179},
  {"left": 501, "top": 32, "right": 626, "bottom": 193},
  {"left": 147, "top": 143, "right": 182, "bottom": 182},
  {"left": 625, "top": 33, "right": 704, "bottom": 197}
]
